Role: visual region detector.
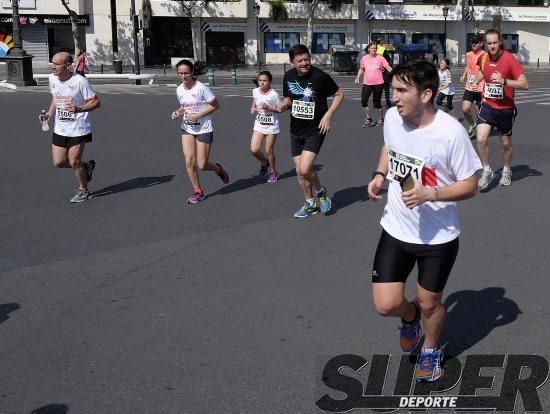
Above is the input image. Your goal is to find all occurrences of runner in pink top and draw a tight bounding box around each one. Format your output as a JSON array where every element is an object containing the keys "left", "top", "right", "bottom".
[{"left": 355, "top": 42, "right": 392, "bottom": 127}]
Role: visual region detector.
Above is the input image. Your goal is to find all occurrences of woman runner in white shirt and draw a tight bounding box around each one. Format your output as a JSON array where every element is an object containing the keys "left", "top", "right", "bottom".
[
  {"left": 171, "top": 60, "right": 230, "bottom": 204},
  {"left": 250, "top": 71, "right": 281, "bottom": 183}
]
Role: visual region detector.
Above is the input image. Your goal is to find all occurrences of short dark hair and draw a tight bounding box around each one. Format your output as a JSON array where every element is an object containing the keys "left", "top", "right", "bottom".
[
  {"left": 389, "top": 60, "right": 438, "bottom": 103},
  {"left": 472, "top": 34, "right": 484, "bottom": 44},
  {"left": 442, "top": 57, "right": 450, "bottom": 67},
  {"left": 288, "top": 44, "right": 310, "bottom": 61}
]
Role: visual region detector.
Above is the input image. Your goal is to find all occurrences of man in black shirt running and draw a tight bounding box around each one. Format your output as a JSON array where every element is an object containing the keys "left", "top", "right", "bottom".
[{"left": 279, "top": 44, "right": 344, "bottom": 218}]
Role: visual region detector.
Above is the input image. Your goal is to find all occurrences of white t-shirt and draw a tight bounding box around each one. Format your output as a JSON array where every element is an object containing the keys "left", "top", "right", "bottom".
[
  {"left": 380, "top": 107, "right": 482, "bottom": 245},
  {"left": 176, "top": 81, "right": 216, "bottom": 135},
  {"left": 438, "top": 68, "right": 455, "bottom": 95},
  {"left": 48, "top": 73, "right": 96, "bottom": 137},
  {"left": 252, "top": 87, "right": 281, "bottom": 135}
]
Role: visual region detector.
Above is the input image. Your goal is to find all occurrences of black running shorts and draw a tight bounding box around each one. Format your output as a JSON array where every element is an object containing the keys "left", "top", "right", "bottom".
[
  {"left": 290, "top": 131, "right": 325, "bottom": 157},
  {"left": 361, "top": 84, "right": 384, "bottom": 109},
  {"left": 462, "top": 89, "right": 482, "bottom": 106},
  {"left": 372, "top": 230, "right": 459, "bottom": 293},
  {"left": 52, "top": 132, "right": 92, "bottom": 148},
  {"left": 477, "top": 103, "right": 517, "bottom": 136}
]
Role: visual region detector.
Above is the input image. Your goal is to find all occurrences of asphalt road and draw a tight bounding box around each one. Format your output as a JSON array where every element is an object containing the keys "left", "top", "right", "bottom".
[{"left": 1, "top": 73, "right": 549, "bottom": 412}]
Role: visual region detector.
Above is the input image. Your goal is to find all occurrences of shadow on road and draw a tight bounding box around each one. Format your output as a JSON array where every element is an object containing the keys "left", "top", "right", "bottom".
[
  {"left": 0, "top": 302, "right": 20, "bottom": 325},
  {"left": 92, "top": 175, "right": 175, "bottom": 197},
  {"left": 441, "top": 287, "right": 522, "bottom": 356},
  {"left": 479, "top": 164, "right": 542, "bottom": 193},
  {"left": 326, "top": 186, "right": 388, "bottom": 215},
  {"left": 208, "top": 165, "right": 323, "bottom": 197},
  {"left": 31, "top": 404, "right": 69, "bottom": 414}
]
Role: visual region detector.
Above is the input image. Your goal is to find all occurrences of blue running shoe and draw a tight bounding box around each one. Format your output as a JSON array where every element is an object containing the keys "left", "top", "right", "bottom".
[
  {"left": 85, "top": 159, "right": 96, "bottom": 183},
  {"left": 317, "top": 187, "right": 332, "bottom": 213},
  {"left": 400, "top": 301, "right": 422, "bottom": 352},
  {"left": 293, "top": 201, "right": 319, "bottom": 218},
  {"left": 70, "top": 189, "right": 91, "bottom": 203},
  {"left": 416, "top": 346, "right": 444, "bottom": 382}
]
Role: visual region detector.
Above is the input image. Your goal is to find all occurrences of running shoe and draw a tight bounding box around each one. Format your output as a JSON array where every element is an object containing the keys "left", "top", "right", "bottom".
[
  {"left": 187, "top": 191, "right": 206, "bottom": 204},
  {"left": 375, "top": 119, "right": 384, "bottom": 127},
  {"left": 467, "top": 123, "right": 477, "bottom": 138},
  {"left": 85, "top": 159, "right": 96, "bottom": 183},
  {"left": 400, "top": 302, "right": 422, "bottom": 352},
  {"left": 317, "top": 187, "right": 332, "bottom": 213},
  {"left": 267, "top": 171, "right": 279, "bottom": 183},
  {"left": 293, "top": 201, "right": 319, "bottom": 218},
  {"left": 362, "top": 119, "right": 374, "bottom": 128},
  {"left": 70, "top": 189, "right": 91, "bottom": 203},
  {"left": 215, "top": 162, "right": 229, "bottom": 184},
  {"left": 499, "top": 170, "right": 512, "bottom": 186},
  {"left": 416, "top": 346, "right": 444, "bottom": 382},
  {"left": 259, "top": 163, "right": 269, "bottom": 177},
  {"left": 478, "top": 169, "right": 494, "bottom": 190}
]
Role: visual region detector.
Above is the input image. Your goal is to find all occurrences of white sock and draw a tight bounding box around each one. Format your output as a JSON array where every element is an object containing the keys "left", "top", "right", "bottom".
[
  {"left": 483, "top": 165, "right": 492, "bottom": 172},
  {"left": 306, "top": 198, "right": 315, "bottom": 206},
  {"left": 314, "top": 186, "right": 324, "bottom": 196},
  {"left": 502, "top": 165, "right": 511, "bottom": 173}
]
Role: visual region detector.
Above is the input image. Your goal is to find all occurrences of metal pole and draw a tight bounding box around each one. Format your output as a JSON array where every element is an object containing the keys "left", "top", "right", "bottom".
[
  {"left": 256, "top": 14, "right": 260, "bottom": 73},
  {"left": 10, "top": 0, "right": 23, "bottom": 55},
  {"left": 444, "top": 17, "right": 447, "bottom": 57},
  {"left": 130, "top": 0, "right": 141, "bottom": 85}
]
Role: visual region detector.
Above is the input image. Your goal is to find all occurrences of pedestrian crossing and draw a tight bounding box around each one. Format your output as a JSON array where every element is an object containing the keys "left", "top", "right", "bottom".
[{"left": 3, "top": 81, "right": 550, "bottom": 105}]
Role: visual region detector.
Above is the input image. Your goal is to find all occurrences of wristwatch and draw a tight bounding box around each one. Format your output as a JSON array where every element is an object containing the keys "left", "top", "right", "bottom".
[
  {"left": 371, "top": 171, "right": 386, "bottom": 180},
  {"left": 503, "top": 78, "right": 508, "bottom": 85}
]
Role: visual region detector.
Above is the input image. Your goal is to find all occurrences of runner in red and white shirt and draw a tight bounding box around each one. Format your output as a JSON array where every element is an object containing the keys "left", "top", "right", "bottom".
[
  {"left": 460, "top": 34, "right": 488, "bottom": 137},
  {"left": 473, "top": 29, "right": 528, "bottom": 189}
]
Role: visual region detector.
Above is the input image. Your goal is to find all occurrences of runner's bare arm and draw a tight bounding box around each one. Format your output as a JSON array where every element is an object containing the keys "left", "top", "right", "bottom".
[
  {"left": 185, "top": 98, "right": 220, "bottom": 124},
  {"left": 355, "top": 67, "right": 364, "bottom": 84},
  {"left": 460, "top": 67, "right": 468, "bottom": 83},
  {"left": 277, "top": 97, "right": 292, "bottom": 113},
  {"left": 66, "top": 95, "right": 100, "bottom": 113},
  {"left": 499, "top": 73, "right": 528, "bottom": 91},
  {"left": 368, "top": 146, "right": 389, "bottom": 201},
  {"left": 39, "top": 98, "right": 56, "bottom": 122},
  {"left": 402, "top": 173, "right": 478, "bottom": 209},
  {"left": 250, "top": 100, "right": 257, "bottom": 114},
  {"left": 318, "top": 88, "right": 344, "bottom": 134}
]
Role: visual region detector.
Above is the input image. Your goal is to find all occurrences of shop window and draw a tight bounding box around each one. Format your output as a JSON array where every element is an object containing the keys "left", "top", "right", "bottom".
[
  {"left": 264, "top": 32, "right": 300, "bottom": 53},
  {"left": 502, "top": 34, "right": 519, "bottom": 53},
  {"left": 312, "top": 33, "right": 345, "bottom": 53},
  {"left": 371, "top": 33, "right": 406, "bottom": 50},
  {"left": 412, "top": 33, "right": 446, "bottom": 55}
]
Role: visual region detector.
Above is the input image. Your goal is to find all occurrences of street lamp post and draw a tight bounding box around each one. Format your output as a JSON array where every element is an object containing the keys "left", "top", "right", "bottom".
[
  {"left": 442, "top": 5, "right": 449, "bottom": 58},
  {"left": 253, "top": 3, "right": 261, "bottom": 72},
  {"left": 1, "top": 0, "right": 36, "bottom": 86},
  {"left": 130, "top": 0, "right": 141, "bottom": 85}
]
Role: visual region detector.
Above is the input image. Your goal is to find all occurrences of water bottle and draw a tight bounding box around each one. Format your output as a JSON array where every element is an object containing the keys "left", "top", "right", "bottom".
[{"left": 40, "top": 109, "right": 50, "bottom": 132}]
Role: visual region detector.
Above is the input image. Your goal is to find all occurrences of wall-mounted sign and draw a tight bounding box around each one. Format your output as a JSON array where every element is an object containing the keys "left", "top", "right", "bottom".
[
  {"left": 0, "top": 14, "right": 89, "bottom": 26},
  {"left": 261, "top": 23, "right": 354, "bottom": 33},
  {"left": 2, "top": 0, "right": 36, "bottom": 9},
  {"left": 201, "top": 22, "right": 247, "bottom": 32},
  {"left": 474, "top": 9, "right": 549, "bottom": 22}
]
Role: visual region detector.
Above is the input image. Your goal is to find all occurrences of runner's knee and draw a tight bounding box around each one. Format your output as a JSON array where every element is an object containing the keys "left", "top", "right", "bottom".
[
  {"left": 373, "top": 297, "right": 402, "bottom": 317},
  {"left": 69, "top": 158, "right": 82, "bottom": 169},
  {"left": 196, "top": 159, "right": 208, "bottom": 170},
  {"left": 418, "top": 299, "right": 443, "bottom": 317}
]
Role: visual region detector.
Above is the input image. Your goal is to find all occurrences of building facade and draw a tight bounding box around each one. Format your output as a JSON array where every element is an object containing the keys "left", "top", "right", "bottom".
[{"left": 1, "top": 0, "right": 549, "bottom": 66}]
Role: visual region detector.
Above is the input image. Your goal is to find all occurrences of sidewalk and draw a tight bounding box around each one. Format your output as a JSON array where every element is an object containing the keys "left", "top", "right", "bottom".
[{"left": 3, "top": 61, "right": 549, "bottom": 87}]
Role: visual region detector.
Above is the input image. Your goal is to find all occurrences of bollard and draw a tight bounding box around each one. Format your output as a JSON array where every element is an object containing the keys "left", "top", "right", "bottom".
[
  {"left": 231, "top": 67, "right": 237, "bottom": 85},
  {"left": 537, "top": 58, "right": 540, "bottom": 68},
  {"left": 100, "top": 64, "right": 104, "bottom": 74},
  {"left": 207, "top": 68, "right": 215, "bottom": 86},
  {"left": 132, "top": 65, "right": 135, "bottom": 74},
  {"left": 283, "top": 63, "right": 287, "bottom": 73},
  {"left": 163, "top": 64, "right": 166, "bottom": 75}
]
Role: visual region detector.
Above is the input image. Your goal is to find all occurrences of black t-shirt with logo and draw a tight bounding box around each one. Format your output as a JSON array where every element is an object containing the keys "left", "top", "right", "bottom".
[{"left": 283, "top": 66, "right": 339, "bottom": 136}]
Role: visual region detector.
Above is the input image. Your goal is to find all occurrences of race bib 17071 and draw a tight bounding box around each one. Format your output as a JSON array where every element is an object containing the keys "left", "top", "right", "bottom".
[
  {"left": 387, "top": 148, "right": 425, "bottom": 183},
  {"left": 291, "top": 100, "right": 315, "bottom": 120},
  {"left": 56, "top": 104, "right": 75, "bottom": 122},
  {"left": 257, "top": 113, "right": 274, "bottom": 125},
  {"left": 484, "top": 83, "right": 504, "bottom": 99}
]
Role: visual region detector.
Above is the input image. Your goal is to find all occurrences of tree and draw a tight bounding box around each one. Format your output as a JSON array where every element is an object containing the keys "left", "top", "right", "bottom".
[
  {"left": 266, "top": 0, "right": 344, "bottom": 50},
  {"left": 60, "top": 0, "right": 83, "bottom": 55}
]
